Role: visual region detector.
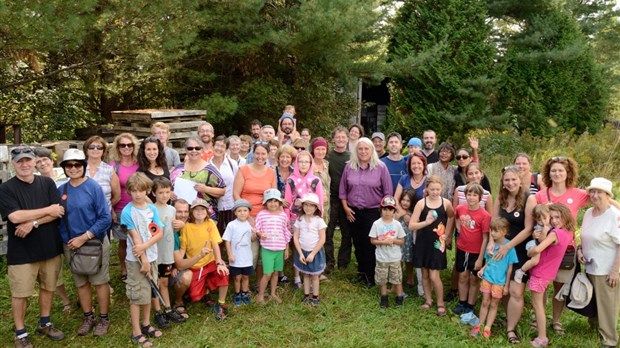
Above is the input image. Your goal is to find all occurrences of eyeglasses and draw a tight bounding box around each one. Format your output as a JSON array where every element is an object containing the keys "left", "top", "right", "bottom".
[
  {"left": 11, "top": 146, "right": 34, "bottom": 156},
  {"left": 186, "top": 146, "right": 203, "bottom": 151},
  {"left": 456, "top": 155, "right": 470, "bottom": 160},
  {"left": 118, "top": 143, "right": 134, "bottom": 149},
  {"left": 63, "top": 162, "right": 84, "bottom": 169},
  {"left": 154, "top": 131, "right": 167, "bottom": 135},
  {"left": 297, "top": 160, "right": 311, "bottom": 164},
  {"left": 87, "top": 145, "right": 105, "bottom": 150}
]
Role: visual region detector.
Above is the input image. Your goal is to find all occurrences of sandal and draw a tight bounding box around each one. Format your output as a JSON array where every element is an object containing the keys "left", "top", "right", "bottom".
[
  {"left": 507, "top": 330, "right": 521, "bottom": 344},
  {"left": 130, "top": 334, "right": 152, "bottom": 348},
  {"left": 420, "top": 302, "right": 433, "bottom": 309},
  {"left": 173, "top": 304, "right": 190, "bottom": 320},
  {"left": 62, "top": 303, "right": 72, "bottom": 314},
  {"left": 551, "top": 322, "right": 565, "bottom": 336},
  {"left": 436, "top": 305, "right": 447, "bottom": 317},
  {"left": 140, "top": 324, "right": 162, "bottom": 338}
]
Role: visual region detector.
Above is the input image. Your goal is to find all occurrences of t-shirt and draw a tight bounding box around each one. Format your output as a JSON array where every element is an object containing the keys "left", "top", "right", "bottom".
[
  {"left": 255, "top": 210, "right": 292, "bottom": 251},
  {"left": 381, "top": 156, "right": 407, "bottom": 195},
  {"left": 155, "top": 204, "right": 176, "bottom": 265},
  {"left": 294, "top": 215, "right": 327, "bottom": 251},
  {"left": 180, "top": 220, "right": 221, "bottom": 268},
  {"left": 483, "top": 239, "right": 518, "bottom": 286},
  {"left": 455, "top": 205, "right": 491, "bottom": 254},
  {"left": 121, "top": 202, "right": 164, "bottom": 263},
  {"left": 530, "top": 228, "right": 572, "bottom": 281},
  {"left": 58, "top": 178, "right": 112, "bottom": 243},
  {"left": 0, "top": 175, "right": 63, "bottom": 265},
  {"left": 209, "top": 157, "right": 238, "bottom": 211},
  {"left": 581, "top": 206, "right": 620, "bottom": 275},
  {"left": 369, "top": 218, "right": 406, "bottom": 263},
  {"left": 535, "top": 188, "right": 588, "bottom": 219},
  {"left": 326, "top": 149, "right": 350, "bottom": 199},
  {"left": 222, "top": 219, "right": 254, "bottom": 268},
  {"left": 164, "top": 147, "right": 181, "bottom": 169}
]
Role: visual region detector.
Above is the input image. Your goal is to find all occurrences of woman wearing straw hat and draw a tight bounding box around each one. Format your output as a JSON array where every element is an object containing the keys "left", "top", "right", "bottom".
[{"left": 578, "top": 178, "right": 620, "bottom": 348}]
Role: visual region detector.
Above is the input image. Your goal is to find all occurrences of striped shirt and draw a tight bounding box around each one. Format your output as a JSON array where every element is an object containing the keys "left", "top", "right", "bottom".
[{"left": 255, "top": 210, "right": 292, "bottom": 251}]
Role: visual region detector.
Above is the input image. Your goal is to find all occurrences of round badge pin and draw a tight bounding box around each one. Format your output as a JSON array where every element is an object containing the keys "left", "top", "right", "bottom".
[
  {"left": 514, "top": 212, "right": 520, "bottom": 218},
  {"left": 567, "top": 198, "right": 573, "bottom": 204}
]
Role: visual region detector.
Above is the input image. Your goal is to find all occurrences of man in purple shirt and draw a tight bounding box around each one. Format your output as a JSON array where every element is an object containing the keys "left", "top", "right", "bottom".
[{"left": 339, "top": 137, "right": 393, "bottom": 288}]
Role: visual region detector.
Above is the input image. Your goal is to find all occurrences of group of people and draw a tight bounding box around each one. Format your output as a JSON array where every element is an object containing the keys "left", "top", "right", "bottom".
[{"left": 1, "top": 107, "right": 619, "bottom": 348}]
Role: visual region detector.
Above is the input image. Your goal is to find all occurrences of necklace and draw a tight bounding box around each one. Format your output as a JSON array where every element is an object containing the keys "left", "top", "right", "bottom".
[
  {"left": 411, "top": 175, "right": 424, "bottom": 185},
  {"left": 188, "top": 170, "right": 199, "bottom": 179}
]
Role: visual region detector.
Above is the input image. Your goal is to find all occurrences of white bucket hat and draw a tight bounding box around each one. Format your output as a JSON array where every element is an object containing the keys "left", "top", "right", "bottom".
[
  {"left": 262, "top": 188, "right": 283, "bottom": 205},
  {"left": 586, "top": 177, "right": 614, "bottom": 198},
  {"left": 567, "top": 273, "right": 594, "bottom": 309}
]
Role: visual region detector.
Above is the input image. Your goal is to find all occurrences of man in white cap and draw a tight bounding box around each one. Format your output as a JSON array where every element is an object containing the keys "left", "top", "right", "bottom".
[
  {"left": 371, "top": 132, "right": 387, "bottom": 159},
  {"left": 0, "top": 145, "right": 67, "bottom": 347}
]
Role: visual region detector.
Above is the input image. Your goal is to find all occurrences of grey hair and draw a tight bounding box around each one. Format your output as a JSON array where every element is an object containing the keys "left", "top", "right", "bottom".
[{"left": 348, "top": 137, "right": 380, "bottom": 171}]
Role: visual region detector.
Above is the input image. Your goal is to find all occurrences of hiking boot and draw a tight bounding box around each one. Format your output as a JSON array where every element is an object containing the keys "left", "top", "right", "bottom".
[
  {"left": 14, "top": 335, "right": 33, "bottom": 348},
  {"left": 77, "top": 316, "right": 96, "bottom": 336},
  {"left": 395, "top": 295, "right": 404, "bottom": 306},
  {"left": 93, "top": 318, "right": 110, "bottom": 337},
  {"left": 241, "top": 292, "right": 251, "bottom": 305},
  {"left": 154, "top": 311, "right": 170, "bottom": 329},
  {"left": 36, "top": 323, "right": 65, "bottom": 341},
  {"left": 232, "top": 293, "right": 242, "bottom": 307},
  {"left": 380, "top": 295, "right": 388, "bottom": 308},
  {"left": 165, "top": 309, "right": 186, "bottom": 323},
  {"left": 213, "top": 304, "right": 226, "bottom": 321}
]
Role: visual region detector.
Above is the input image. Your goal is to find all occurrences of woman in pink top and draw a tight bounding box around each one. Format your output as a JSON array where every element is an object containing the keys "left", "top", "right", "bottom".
[{"left": 108, "top": 133, "right": 139, "bottom": 280}]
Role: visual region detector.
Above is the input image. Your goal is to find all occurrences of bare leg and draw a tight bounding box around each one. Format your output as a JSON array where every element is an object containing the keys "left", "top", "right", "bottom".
[
  {"left": 405, "top": 262, "right": 414, "bottom": 285},
  {"left": 486, "top": 297, "right": 501, "bottom": 328},
  {"left": 234, "top": 275, "right": 241, "bottom": 294},
  {"left": 95, "top": 283, "right": 110, "bottom": 314},
  {"left": 429, "top": 269, "right": 444, "bottom": 308},
  {"left": 240, "top": 275, "right": 249, "bottom": 292},
  {"left": 532, "top": 291, "right": 547, "bottom": 340},
  {"left": 303, "top": 274, "right": 311, "bottom": 295},
  {"left": 12, "top": 297, "right": 28, "bottom": 331},
  {"left": 458, "top": 271, "right": 469, "bottom": 302},
  {"left": 467, "top": 274, "right": 480, "bottom": 306},
  {"left": 256, "top": 273, "right": 271, "bottom": 303},
  {"left": 119, "top": 240, "right": 127, "bottom": 275},
  {"left": 56, "top": 285, "right": 71, "bottom": 308},
  {"left": 217, "top": 285, "right": 228, "bottom": 303},
  {"left": 421, "top": 268, "right": 433, "bottom": 305},
  {"left": 312, "top": 275, "right": 320, "bottom": 297},
  {"left": 269, "top": 273, "right": 281, "bottom": 303},
  {"left": 506, "top": 281, "right": 526, "bottom": 335},
  {"left": 77, "top": 285, "right": 93, "bottom": 313},
  {"left": 479, "top": 293, "right": 491, "bottom": 324},
  {"left": 130, "top": 304, "right": 141, "bottom": 337},
  {"left": 551, "top": 281, "right": 565, "bottom": 327},
  {"left": 158, "top": 277, "right": 171, "bottom": 309},
  {"left": 39, "top": 288, "right": 54, "bottom": 318}
]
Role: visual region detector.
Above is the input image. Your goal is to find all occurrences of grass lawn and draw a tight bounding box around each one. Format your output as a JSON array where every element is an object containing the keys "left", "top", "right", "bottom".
[{"left": 0, "top": 236, "right": 604, "bottom": 347}]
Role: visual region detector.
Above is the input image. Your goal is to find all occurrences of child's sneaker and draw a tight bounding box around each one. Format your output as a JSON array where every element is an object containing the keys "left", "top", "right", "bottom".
[
  {"left": 241, "top": 292, "right": 251, "bottom": 305},
  {"left": 311, "top": 297, "right": 320, "bottom": 306},
  {"left": 470, "top": 324, "right": 481, "bottom": 337},
  {"left": 278, "top": 275, "right": 289, "bottom": 284},
  {"left": 514, "top": 269, "right": 525, "bottom": 284},
  {"left": 395, "top": 295, "right": 404, "bottom": 306},
  {"left": 165, "top": 309, "right": 186, "bottom": 323},
  {"left": 302, "top": 294, "right": 311, "bottom": 304},
  {"left": 154, "top": 311, "right": 170, "bottom": 329},
  {"left": 232, "top": 293, "right": 242, "bottom": 307},
  {"left": 452, "top": 303, "right": 471, "bottom": 315},
  {"left": 380, "top": 295, "right": 388, "bottom": 308},
  {"left": 482, "top": 326, "right": 491, "bottom": 338},
  {"left": 213, "top": 304, "right": 226, "bottom": 321}
]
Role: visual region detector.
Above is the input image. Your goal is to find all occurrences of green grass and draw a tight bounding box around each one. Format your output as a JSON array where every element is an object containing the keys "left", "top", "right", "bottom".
[{"left": 0, "top": 238, "right": 603, "bottom": 348}]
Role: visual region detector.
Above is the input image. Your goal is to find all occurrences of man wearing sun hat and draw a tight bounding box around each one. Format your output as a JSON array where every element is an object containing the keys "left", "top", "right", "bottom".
[{"left": 0, "top": 145, "right": 67, "bottom": 347}]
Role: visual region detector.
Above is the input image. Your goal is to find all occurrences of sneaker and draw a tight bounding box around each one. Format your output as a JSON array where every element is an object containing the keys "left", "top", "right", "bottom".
[
  {"left": 452, "top": 303, "right": 470, "bottom": 315},
  {"left": 380, "top": 295, "right": 388, "bottom": 308},
  {"left": 417, "top": 284, "right": 425, "bottom": 297},
  {"left": 470, "top": 324, "right": 481, "bottom": 337},
  {"left": 154, "top": 311, "right": 171, "bottom": 329},
  {"left": 77, "top": 316, "right": 96, "bottom": 336},
  {"left": 241, "top": 292, "right": 251, "bottom": 305},
  {"left": 311, "top": 297, "right": 320, "bottom": 306},
  {"left": 302, "top": 295, "right": 311, "bottom": 304},
  {"left": 233, "top": 294, "right": 243, "bottom": 307},
  {"left": 514, "top": 269, "right": 525, "bottom": 284},
  {"left": 482, "top": 326, "right": 491, "bottom": 338},
  {"left": 36, "top": 323, "right": 65, "bottom": 341},
  {"left": 14, "top": 335, "right": 33, "bottom": 348},
  {"left": 444, "top": 290, "right": 458, "bottom": 302},
  {"left": 278, "top": 275, "right": 289, "bottom": 283},
  {"left": 213, "top": 304, "right": 226, "bottom": 321},
  {"left": 401, "top": 292, "right": 409, "bottom": 300},
  {"left": 165, "top": 309, "right": 186, "bottom": 323},
  {"left": 93, "top": 318, "right": 110, "bottom": 337},
  {"left": 294, "top": 281, "right": 303, "bottom": 290},
  {"left": 395, "top": 295, "right": 404, "bottom": 306}
]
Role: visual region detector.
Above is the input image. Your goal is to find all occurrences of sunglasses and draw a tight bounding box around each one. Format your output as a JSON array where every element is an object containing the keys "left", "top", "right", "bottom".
[
  {"left": 186, "top": 146, "right": 203, "bottom": 151},
  {"left": 118, "top": 143, "right": 134, "bottom": 149},
  {"left": 551, "top": 156, "right": 567, "bottom": 162},
  {"left": 11, "top": 146, "right": 34, "bottom": 156},
  {"left": 144, "top": 136, "right": 159, "bottom": 142},
  {"left": 456, "top": 155, "right": 470, "bottom": 160},
  {"left": 294, "top": 147, "right": 306, "bottom": 151},
  {"left": 502, "top": 165, "right": 519, "bottom": 173},
  {"left": 64, "top": 162, "right": 84, "bottom": 169},
  {"left": 87, "top": 144, "right": 105, "bottom": 150}
]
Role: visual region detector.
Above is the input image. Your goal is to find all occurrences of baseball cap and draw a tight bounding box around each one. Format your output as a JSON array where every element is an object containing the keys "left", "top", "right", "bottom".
[
  {"left": 407, "top": 137, "right": 422, "bottom": 147},
  {"left": 371, "top": 132, "right": 385, "bottom": 141},
  {"left": 380, "top": 195, "right": 397, "bottom": 209}
]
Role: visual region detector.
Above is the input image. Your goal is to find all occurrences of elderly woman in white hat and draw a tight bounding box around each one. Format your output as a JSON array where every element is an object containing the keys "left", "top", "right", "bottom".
[
  {"left": 578, "top": 177, "right": 620, "bottom": 348},
  {"left": 58, "top": 149, "right": 112, "bottom": 337}
]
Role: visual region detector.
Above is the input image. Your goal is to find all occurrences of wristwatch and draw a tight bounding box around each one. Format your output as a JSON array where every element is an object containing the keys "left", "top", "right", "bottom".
[{"left": 32, "top": 220, "right": 39, "bottom": 228}]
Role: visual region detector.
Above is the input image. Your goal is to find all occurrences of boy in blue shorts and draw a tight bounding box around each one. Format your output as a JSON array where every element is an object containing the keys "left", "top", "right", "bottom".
[{"left": 223, "top": 199, "right": 256, "bottom": 306}]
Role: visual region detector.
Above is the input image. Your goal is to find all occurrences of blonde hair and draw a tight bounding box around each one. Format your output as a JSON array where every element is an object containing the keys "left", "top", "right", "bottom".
[
  {"left": 490, "top": 217, "right": 510, "bottom": 234},
  {"left": 348, "top": 137, "right": 380, "bottom": 170},
  {"left": 276, "top": 145, "right": 296, "bottom": 161},
  {"left": 151, "top": 121, "right": 169, "bottom": 132},
  {"left": 498, "top": 166, "right": 526, "bottom": 211},
  {"left": 533, "top": 204, "right": 550, "bottom": 222},
  {"left": 126, "top": 172, "right": 153, "bottom": 194},
  {"left": 424, "top": 175, "right": 443, "bottom": 197},
  {"left": 109, "top": 133, "right": 139, "bottom": 162}
]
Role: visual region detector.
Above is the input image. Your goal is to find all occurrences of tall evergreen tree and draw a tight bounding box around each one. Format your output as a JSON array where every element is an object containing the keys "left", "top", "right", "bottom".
[{"left": 386, "top": 0, "right": 500, "bottom": 140}]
